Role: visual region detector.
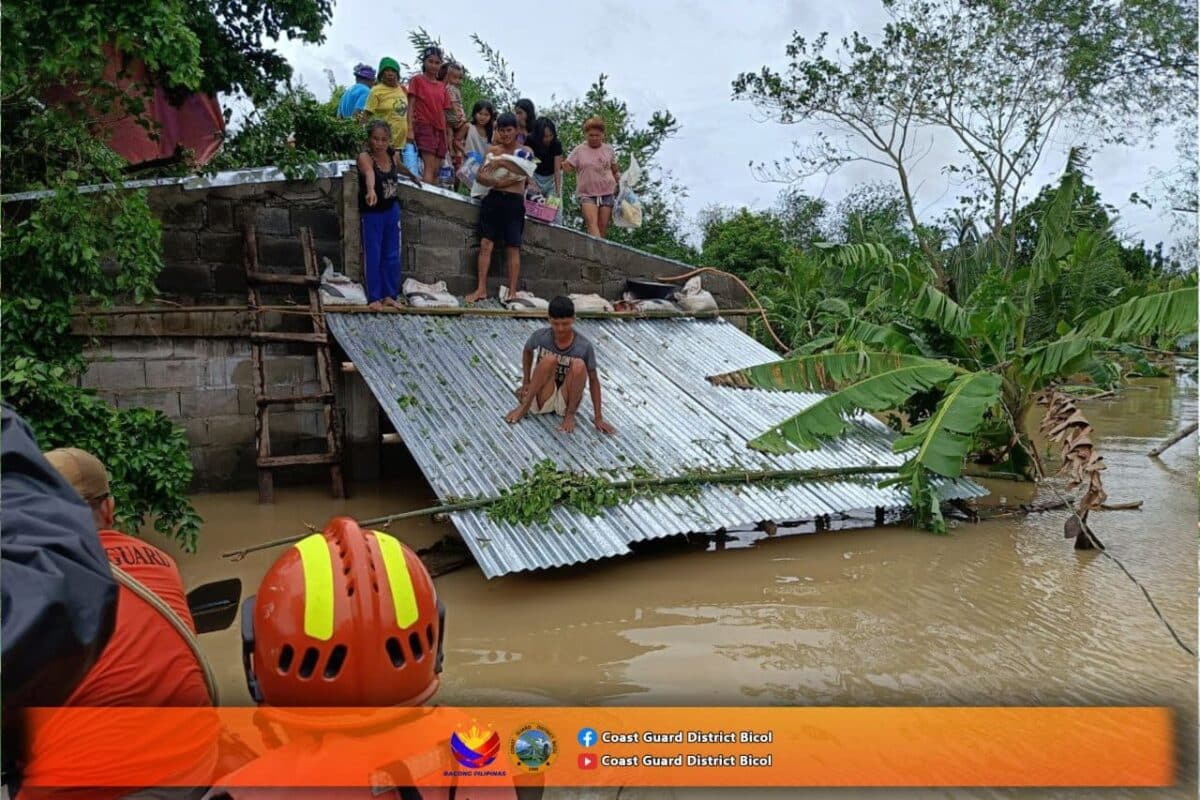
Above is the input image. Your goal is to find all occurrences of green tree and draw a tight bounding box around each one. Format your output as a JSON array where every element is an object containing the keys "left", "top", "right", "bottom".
[
  {"left": 211, "top": 78, "right": 363, "bottom": 178},
  {"left": 733, "top": 0, "right": 1197, "bottom": 284},
  {"left": 1, "top": 0, "right": 330, "bottom": 549},
  {"left": 700, "top": 207, "right": 793, "bottom": 278},
  {"left": 711, "top": 156, "right": 1198, "bottom": 533}
]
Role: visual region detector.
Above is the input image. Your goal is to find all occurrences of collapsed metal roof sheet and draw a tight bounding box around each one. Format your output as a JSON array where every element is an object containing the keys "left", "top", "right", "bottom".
[{"left": 328, "top": 313, "right": 986, "bottom": 578}]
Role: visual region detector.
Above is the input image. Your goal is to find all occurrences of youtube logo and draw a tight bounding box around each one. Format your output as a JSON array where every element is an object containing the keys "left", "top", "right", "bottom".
[{"left": 577, "top": 753, "right": 598, "bottom": 769}]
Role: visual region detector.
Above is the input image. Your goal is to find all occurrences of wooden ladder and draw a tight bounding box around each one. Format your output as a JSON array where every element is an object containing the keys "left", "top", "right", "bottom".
[{"left": 243, "top": 223, "right": 345, "bottom": 503}]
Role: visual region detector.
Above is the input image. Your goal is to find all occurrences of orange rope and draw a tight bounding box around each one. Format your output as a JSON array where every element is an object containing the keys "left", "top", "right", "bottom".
[{"left": 656, "top": 266, "right": 789, "bottom": 352}]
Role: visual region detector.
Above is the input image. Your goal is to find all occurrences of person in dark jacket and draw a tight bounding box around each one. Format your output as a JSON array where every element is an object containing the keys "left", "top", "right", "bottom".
[
  {"left": 1, "top": 405, "right": 119, "bottom": 791},
  {"left": 1, "top": 406, "right": 118, "bottom": 707}
]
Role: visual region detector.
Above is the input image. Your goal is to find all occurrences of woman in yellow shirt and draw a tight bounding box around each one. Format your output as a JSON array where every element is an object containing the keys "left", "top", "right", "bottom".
[{"left": 360, "top": 57, "right": 409, "bottom": 148}]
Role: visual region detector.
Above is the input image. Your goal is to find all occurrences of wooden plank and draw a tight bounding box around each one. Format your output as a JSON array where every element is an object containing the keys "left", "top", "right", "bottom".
[
  {"left": 258, "top": 452, "right": 341, "bottom": 467},
  {"left": 300, "top": 225, "right": 345, "bottom": 500},
  {"left": 321, "top": 305, "right": 745, "bottom": 319},
  {"left": 249, "top": 331, "right": 328, "bottom": 344},
  {"left": 245, "top": 222, "right": 274, "bottom": 504},
  {"left": 256, "top": 392, "right": 335, "bottom": 406},
  {"left": 247, "top": 271, "right": 321, "bottom": 287}
]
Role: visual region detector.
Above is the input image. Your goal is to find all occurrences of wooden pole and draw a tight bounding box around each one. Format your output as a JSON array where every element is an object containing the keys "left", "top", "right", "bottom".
[
  {"left": 1147, "top": 422, "right": 1198, "bottom": 458},
  {"left": 220, "top": 464, "right": 904, "bottom": 561}
]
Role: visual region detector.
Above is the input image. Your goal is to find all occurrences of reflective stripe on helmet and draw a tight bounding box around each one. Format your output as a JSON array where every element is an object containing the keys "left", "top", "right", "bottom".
[
  {"left": 373, "top": 531, "right": 419, "bottom": 628},
  {"left": 294, "top": 534, "right": 334, "bottom": 640}
]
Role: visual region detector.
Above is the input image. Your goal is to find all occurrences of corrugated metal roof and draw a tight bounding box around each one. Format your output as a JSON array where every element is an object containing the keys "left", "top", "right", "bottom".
[{"left": 328, "top": 314, "right": 987, "bottom": 578}]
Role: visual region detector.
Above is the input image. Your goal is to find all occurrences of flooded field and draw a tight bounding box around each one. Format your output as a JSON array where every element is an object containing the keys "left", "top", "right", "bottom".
[{"left": 172, "top": 376, "right": 1197, "bottom": 799}]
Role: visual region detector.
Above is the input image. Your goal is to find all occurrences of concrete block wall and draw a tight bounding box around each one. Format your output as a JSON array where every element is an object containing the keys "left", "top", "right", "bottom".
[
  {"left": 80, "top": 337, "right": 328, "bottom": 491},
  {"left": 76, "top": 169, "right": 742, "bottom": 490},
  {"left": 344, "top": 176, "right": 746, "bottom": 306}
]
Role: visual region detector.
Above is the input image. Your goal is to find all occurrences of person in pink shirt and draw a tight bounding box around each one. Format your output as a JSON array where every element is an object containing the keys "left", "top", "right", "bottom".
[
  {"left": 563, "top": 116, "right": 621, "bottom": 238},
  {"left": 405, "top": 45, "right": 453, "bottom": 183}
]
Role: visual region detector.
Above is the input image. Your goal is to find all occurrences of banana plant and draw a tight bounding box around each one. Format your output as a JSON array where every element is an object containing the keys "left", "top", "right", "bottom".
[{"left": 710, "top": 156, "right": 1197, "bottom": 532}]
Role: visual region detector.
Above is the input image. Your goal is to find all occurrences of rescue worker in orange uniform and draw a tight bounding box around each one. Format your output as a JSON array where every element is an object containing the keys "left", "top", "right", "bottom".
[
  {"left": 17, "top": 448, "right": 217, "bottom": 800},
  {"left": 206, "top": 517, "right": 525, "bottom": 800}
]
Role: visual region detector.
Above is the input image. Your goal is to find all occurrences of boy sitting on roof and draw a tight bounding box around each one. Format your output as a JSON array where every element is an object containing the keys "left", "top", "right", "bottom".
[{"left": 505, "top": 296, "right": 617, "bottom": 435}]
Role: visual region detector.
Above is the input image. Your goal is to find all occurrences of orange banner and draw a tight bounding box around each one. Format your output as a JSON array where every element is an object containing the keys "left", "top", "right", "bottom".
[{"left": 21, "top": 706, "right": 1172, "bottom": 788}]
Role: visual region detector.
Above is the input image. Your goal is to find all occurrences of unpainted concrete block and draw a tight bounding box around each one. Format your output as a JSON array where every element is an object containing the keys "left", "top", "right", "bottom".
[
  {"left": 418, "top": 216, "right": 469, "bottom": 249},
  {"left": 125, "top": 340, "right": 175, "bottom": 360},
  {"left": 115, "top": 390, "right": 182, "bottom": 417},
  {"left": 538, "top": 256, "right": 582, "bottom": 284},
  {"left": 197, "top": 232, "right": 244, "bottom": 264},
  {"left": 204, "top": 414, "right": 256, "bottom": 447},
  {"left": 145, "top": 359, "right": 208, "bottom": 389},
  {"left": 256, "top": 206, "right": 292, "bottom": 237},
  {"left": 160, "top": 200, "right": 206, "bottom": 230},
  {"left": 162, "top": 230, "right": 198, "bottom": 262},
  {"left": 210, "top": 356, "right": 254, "bottom": 389},
  {"left": 84, "top": 360, "right": 146, "bottom": 390},
  {"left": 258, "top": 236, "right": 305, "bottom": 267},
  {"left": 211, "top": 262, "right": 248, "bottom": 295},
  {"left": 524, "top": 278, "right": 572, "bottom": 300},
  {"left": 293, "top": 208, "right": 341, "bottom": 241},
  {"left": 207, "top": 197, "right": 235, "bottom": 231},
  {"left": 156, "top": 263, "right": 213, "bottom": 296},
  {"left": 196, "top": 447, "right": 241, "bottom": 487},
  {"left": 179, "top": 388, "right": 239, "bottom": 417}
]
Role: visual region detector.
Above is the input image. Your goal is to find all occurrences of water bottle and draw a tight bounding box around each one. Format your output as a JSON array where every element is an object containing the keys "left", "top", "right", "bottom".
[
  {"left": 401, "top": 143, "right": 420, "bottom": 177},
  {"left": 437, "top": 164, "right": 454, "bottom": 190}
]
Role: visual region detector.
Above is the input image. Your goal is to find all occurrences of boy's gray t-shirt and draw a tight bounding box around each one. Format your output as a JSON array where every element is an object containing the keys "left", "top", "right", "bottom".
[{"left": 524, "top": 328, "right": 597, "bottom": 371}]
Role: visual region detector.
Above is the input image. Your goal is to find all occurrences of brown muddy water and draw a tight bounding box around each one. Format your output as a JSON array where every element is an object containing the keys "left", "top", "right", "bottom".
[{"left": 170, "top": 376, "right": 1198, "bottom": 799}]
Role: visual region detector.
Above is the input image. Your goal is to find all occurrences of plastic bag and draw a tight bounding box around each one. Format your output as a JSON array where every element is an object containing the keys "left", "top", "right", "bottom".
[
  {"left": 403, "top": 277, "right": 460, "bottom": 308},
  {"left": 319, "top": 259, "right": 367, "bottom": 305},
  {"left": 674, "top": 276, "right": 718, "bottom": 314},
  {"left": 612, "top": 155, "right": 644, "bottom": 230},
  {"left": 457, "top": 151, "right": 483, "bottom": 189}
]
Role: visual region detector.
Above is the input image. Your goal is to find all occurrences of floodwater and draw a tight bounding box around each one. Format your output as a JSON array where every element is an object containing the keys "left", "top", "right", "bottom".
[{"left": 172, "top": 376, "right": 1198, "bottom": 799}]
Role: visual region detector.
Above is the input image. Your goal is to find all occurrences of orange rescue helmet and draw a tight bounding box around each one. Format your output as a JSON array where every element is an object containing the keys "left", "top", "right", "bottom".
[{"left": 241, "top": 517, "right": 444, "bottom": 708}]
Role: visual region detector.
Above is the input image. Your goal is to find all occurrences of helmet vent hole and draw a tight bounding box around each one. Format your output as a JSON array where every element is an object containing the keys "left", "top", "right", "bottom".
[
  {"left": 323, "top": 644, "right": 348, "bottom": 679},
  {"left": 386, "top": 637, "right": 406, "bottom": 668},
  {"left": 426, "top": 624, "right": 435, "bottom": 648},
  {"left": 409, "top": 632, "right": 425, "bottom": 662},
  {"left": 277, "top": 644, "right": 294, "bottom": 674},
  {"left": 298, "top": 647, "right": 320, "bottom": 679}
]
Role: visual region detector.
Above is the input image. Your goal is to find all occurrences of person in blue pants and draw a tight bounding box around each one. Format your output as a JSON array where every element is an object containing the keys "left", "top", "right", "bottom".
[{"left": 356, "top": 120, "right": 421, "bottom": 310}]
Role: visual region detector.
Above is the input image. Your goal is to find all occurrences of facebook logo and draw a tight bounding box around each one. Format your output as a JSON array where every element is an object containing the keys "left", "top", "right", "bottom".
[{"left": 577, "top": 727, "right": 598, "bottom": 748}]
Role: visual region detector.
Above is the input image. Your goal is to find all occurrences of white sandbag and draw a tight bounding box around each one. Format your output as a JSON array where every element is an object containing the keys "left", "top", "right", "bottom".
[
  {"left": 674, "top": 276, "right": 718, "bottom": 314},
  {"left": 568, "top": 293, "right": 615, "bottom": 313},
  {"left": 499, "top": 285, "right": 549, "bottom": 311},
  {"left": 632, "top": 298, "right": 681, "bottom": 313},
  {"left": 617, "top": 292, "right": 682, "bottom": 313},
  {"left": 319, "top": 260, "right": 367, "bottom": 305},
  {"left": 403, "top": 277, "right": 460, "bottom": 308}
]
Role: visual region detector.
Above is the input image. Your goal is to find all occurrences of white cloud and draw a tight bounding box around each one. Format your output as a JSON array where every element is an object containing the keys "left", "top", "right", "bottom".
[{"left": 268, "top": 0, "right": 1187, "bottom": 249}]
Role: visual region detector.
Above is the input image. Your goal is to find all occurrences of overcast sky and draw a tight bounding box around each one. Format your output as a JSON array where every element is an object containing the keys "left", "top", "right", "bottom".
[{"left": 269, "top": 0, "right": 1189, "bottom": 249}]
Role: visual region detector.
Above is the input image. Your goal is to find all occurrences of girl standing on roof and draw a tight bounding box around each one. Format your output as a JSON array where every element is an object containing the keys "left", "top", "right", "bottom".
[
  {"left": 528, "top": 117, "right": 564, "bottom": 221},
  {"left": 564, "top": 116, "right": 621, "bottom": 238},
  {"left": 357, "top": 120, "right": 421, "bottom": 310},
  {"left": 406, "top": 45, "right": 453, "bottom": 184}
]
